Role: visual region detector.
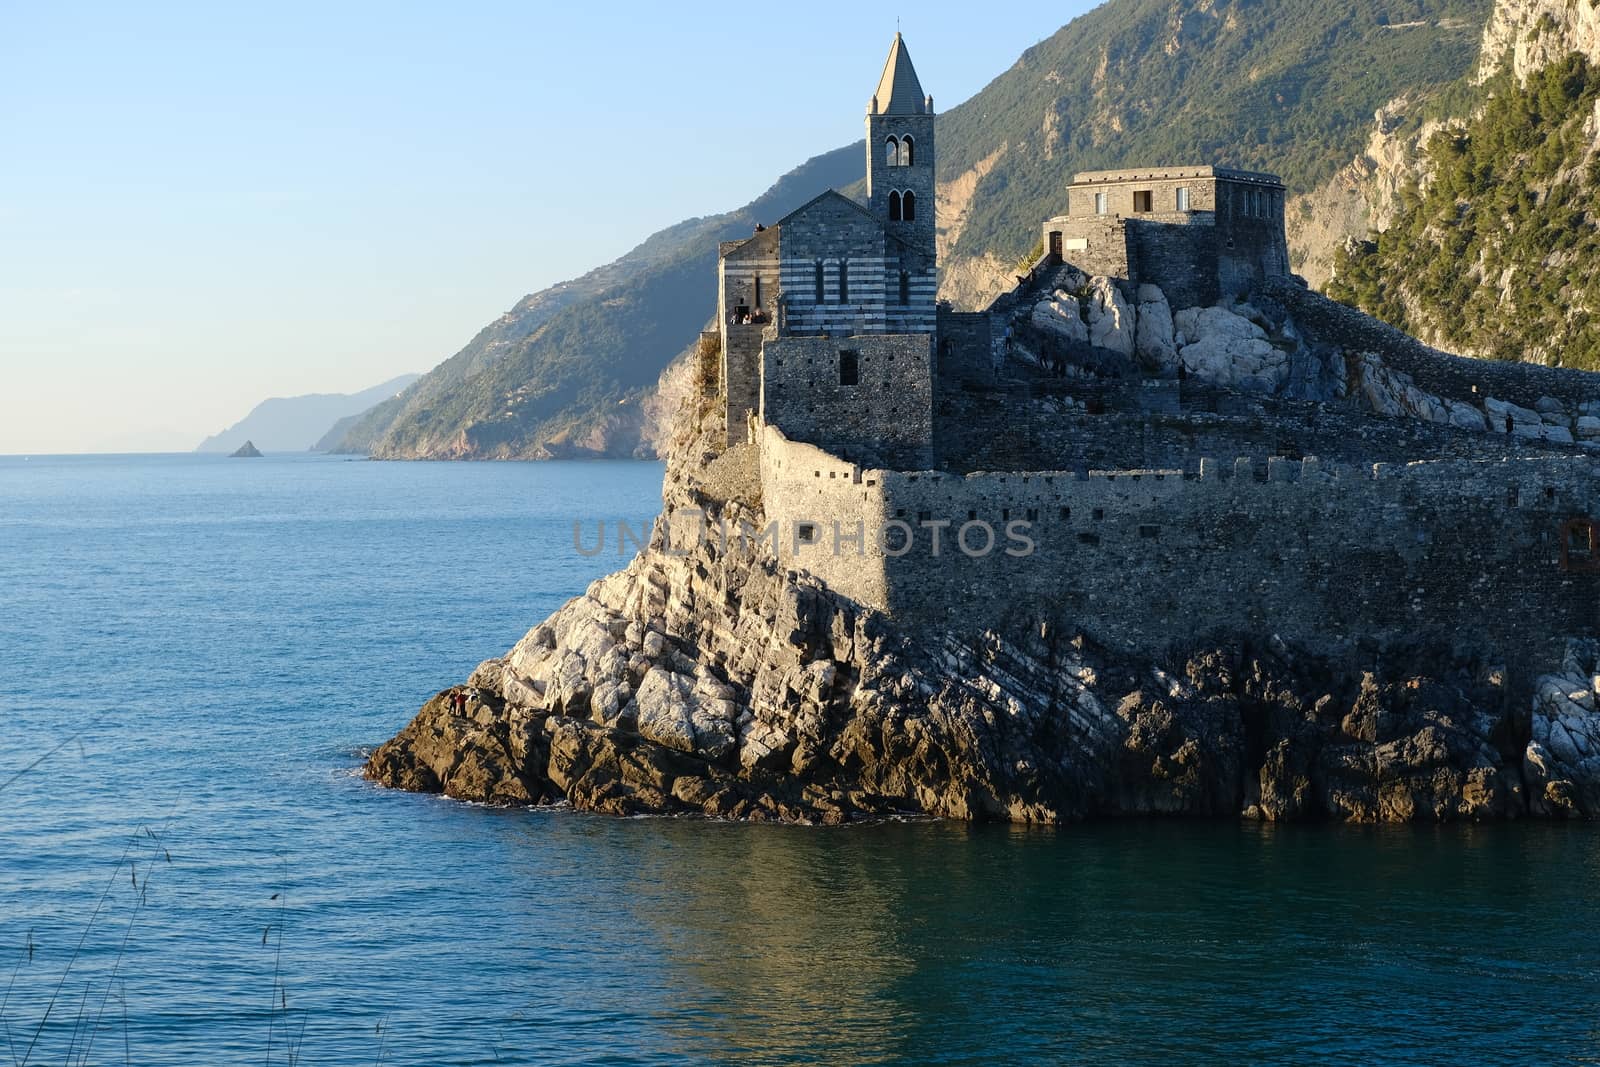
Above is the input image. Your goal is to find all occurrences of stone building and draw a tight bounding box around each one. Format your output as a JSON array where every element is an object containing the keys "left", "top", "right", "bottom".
[
  {"left": 716, "top": 33, "right": 938, "bottom": 469},
  {"left": 1041, "top": 166, "right": 1291, "bottom": 308},
  {"left": 705, "top": 35, "right": 1600, "bottom": 682}
]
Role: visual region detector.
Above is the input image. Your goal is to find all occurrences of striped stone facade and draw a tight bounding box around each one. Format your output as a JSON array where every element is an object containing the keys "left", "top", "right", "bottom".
[{"left": 713, "top": 35, "right": 944, "bottom": 457}]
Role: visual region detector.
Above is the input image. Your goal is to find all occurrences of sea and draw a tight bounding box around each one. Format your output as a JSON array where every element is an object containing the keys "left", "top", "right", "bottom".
[{"left": 2, "top": 451, "right": 1599, "bottom": 1066}]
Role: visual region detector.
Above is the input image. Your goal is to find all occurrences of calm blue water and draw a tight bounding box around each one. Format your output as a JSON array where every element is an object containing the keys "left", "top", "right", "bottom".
[{"left": 3, "top": 452, "right": 1600, "bottom": 1066}]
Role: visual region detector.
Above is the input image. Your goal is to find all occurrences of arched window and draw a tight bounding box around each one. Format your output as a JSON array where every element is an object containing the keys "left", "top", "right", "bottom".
[
  {"left": 901, "top": 136, "right": 914, "bottom": 166},
  {"left": 838, "top": 260, "right": 849, "bottom": 303},
  {"left": 814, "top": 260, "right": 825, "bottom": 303},
  {"left": 888, "top": 191, "right": 902, "bottom": 221},
  {"left": 899, "top": 270, "right": 910, "bottom": 305},
  {"left": 885, "top": 136, "right": 899, "bottom": 167},
  {"left": 902, "top": 191, "right": 916, "bottom": 222}
]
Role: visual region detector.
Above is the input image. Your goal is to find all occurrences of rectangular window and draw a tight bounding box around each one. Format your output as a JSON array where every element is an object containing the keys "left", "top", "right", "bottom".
[
  {"left": 1133, "top": 190, "right": 1152, "bottom": 213},
  {"left": 1094, "top": 192, "right": 1107, "bottom": 215},
  {"left": 814, "top": 261, "right": 824, "bottom": 303},
  {"left": 1139, "top": 524, "right": 1160, "bottom": 539},
  {"left": 838, "top": 261, "right": 849, "bottom": 303},
  {"left": 899, "top": 270, "right": 910, "bottom": 305},
  {"left": 753, "top": 275, "right": 762, "bottom": 307},
  {"left": 797, "top": 523, "right": 818, "bottom": 544},
  {"left": 838, "top": 349, "right": 859, "bottom": 387},
  {"left": 1175, "top": 186, "right": 1190, "bottom": 212}
]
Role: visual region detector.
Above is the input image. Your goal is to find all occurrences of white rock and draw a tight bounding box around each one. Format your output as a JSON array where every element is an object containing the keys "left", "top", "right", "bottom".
[
  {"left": 1086, "top": 276, "right": 1136, "bottom": 358},
  {"left": 1031, "top": 290, "right": 1088, "bottom": 345},
  {"left": 1170, "top": 305, "right": 1287, "bottom": 391},
  {"left": 1174, "top": 305, "right": 1268, "bottom": 346},
  {"left": 1134, "top": 284, "right": 1177, "bottom": 372},
  {"left": 634, "top": 667, "right": 698, "bottom": 753}
]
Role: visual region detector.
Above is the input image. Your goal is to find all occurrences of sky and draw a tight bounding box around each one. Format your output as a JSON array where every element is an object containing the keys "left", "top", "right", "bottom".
[{"left": 0, "top": 1, "right": 1094, "bottom": 454}]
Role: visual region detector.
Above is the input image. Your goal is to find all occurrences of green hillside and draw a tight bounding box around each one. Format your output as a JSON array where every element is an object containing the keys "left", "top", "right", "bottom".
[
  {"left": 935, "top": 0, "right": 1489, "bottom": 264},
  {"left": 1328, "top": 54, "right": 1600, "bottom": 369}
]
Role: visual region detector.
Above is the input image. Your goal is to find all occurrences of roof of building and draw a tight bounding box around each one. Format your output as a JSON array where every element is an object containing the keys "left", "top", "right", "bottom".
[
  {"left": 775, "top": 189, "right": 883, "bottom": 230},
  {"left": 716, "top": 190, "right": 916, "bottom": 261},
  {"left": 871, "top": 33, "right": 927, "bottom": 116},
  {"left": 1070, "top": 165, "right": 1284, "bottom": 186}
]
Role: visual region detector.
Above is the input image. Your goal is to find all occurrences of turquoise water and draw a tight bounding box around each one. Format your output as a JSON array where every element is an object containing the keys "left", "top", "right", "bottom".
[{"left": 2, "top": 452, "right": 1599, "bottom": 1065}]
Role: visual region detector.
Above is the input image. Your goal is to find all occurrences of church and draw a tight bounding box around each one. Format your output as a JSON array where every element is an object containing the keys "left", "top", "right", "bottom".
[{"left": 715, "top": 33, "right": 941, "bottom": 470}]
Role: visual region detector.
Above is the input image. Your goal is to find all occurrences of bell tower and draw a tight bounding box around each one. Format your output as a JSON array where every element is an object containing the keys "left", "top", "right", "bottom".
[{"left": 866, "top": 33, "right": 936, "bottom": 257}]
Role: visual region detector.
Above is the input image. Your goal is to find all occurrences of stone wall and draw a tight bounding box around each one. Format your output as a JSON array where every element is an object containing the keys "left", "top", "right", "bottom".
[
  {"left": 720, "top": 324, "right": 769, "bottom": 445},
  {"left": 718, "top": 230, "right": 780, "bottom": 446},
  {"left": 1267, "top": 280, "right": 1600, "bottom": 410},
  {"left": 869, "top": 455, "right": 1600, "bottom": 677},
  {"left": 1040, "top": 216, "right": 1131, "bottom": 281},
  {"left": 759, "top": 426, "right": 1600, "bottom": 678},
  {"left": 934, "top": 388, "right": 1553, "bottom": 474},
  {"left": 935, "top": 306, "right": 999, "bottom": 386},
  {"left": 754, "top": 424, "right": 888, "bottom": 611},
  {"left": 1126, "top": 216, "right": 1219, "bottom": 310},
  {"left": 761, "top": 333, "right": 935, "bottom": 469}
]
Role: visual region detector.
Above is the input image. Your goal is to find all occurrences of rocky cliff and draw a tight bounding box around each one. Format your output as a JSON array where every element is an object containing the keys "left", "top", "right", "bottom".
[
  {"left": 365, "top": 370, "right": 1600, "bottom": 823},
  {"left": 1309, "top": 0, "right": 1600, "bottom": 368}
]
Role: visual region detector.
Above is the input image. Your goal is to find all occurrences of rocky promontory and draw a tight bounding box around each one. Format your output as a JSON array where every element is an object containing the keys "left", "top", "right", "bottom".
[{"left": 366, "top": 403, "right": 1600, "bottom": 824}]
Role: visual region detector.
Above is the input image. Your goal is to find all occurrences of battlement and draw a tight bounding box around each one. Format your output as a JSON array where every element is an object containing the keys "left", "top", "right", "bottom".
[{"left": 756, "top": 420, "right": 1600, "bottom": 671}]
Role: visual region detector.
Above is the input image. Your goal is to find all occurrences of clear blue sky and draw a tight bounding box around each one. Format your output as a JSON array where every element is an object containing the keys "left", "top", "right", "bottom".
[{"left": 0, "top": 1, "right": 1092, "bottom": 454}]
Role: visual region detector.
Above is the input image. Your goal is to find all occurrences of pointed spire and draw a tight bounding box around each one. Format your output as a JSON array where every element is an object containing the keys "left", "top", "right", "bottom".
[{"left": 872, "top": 32, "right": 926, "bottom": 116}]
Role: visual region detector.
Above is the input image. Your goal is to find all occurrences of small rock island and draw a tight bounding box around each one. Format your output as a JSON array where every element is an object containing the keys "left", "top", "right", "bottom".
[
  {"left": 368, "top": 34, "right": 1600, "bottom": 823},
  {"left": 229, "top": 440, "right": 263, "bottom": 458}
]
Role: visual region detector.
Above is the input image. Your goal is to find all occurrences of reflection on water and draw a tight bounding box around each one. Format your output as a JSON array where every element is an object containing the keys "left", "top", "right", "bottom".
[{"left": 483, "top": 816, "right": 1600, "bottom": 1066}]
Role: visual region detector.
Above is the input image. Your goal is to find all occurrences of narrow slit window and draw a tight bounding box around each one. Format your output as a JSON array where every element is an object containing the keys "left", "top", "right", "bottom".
[
  {"left": 838, "top": 261, "right": 849, "bottom": 303},
  {"left": 899, "top": 270, "right": 910, "bottom": 305},
  {"left": 838, "top": 349, "right": 859, "bottom": 386},
  {"left": 814, "top": 260, "right": 824, "bottom": 304}
]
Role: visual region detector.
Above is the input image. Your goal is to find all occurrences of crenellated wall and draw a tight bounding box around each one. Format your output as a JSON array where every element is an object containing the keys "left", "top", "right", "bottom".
[
  {"left": 1265, "top": 279, "right": 1600, "bottom": 409},
  {"left": 758, "top": 422, "right": 1600, "bottom": 674}
]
